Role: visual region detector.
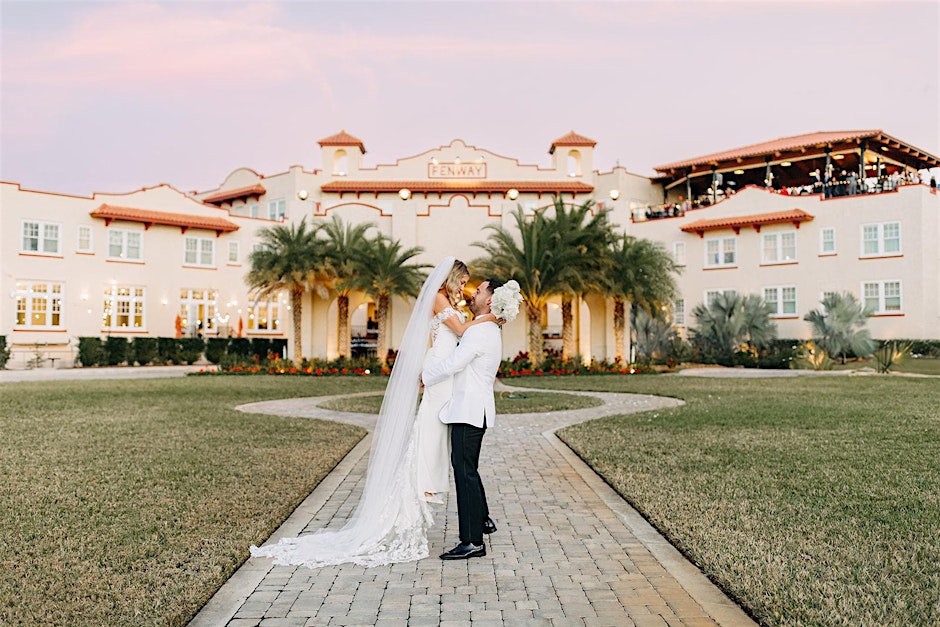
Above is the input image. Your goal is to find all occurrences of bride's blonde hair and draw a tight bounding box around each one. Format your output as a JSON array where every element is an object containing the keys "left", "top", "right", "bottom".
[{"left": 441, "top": 260, "right": 469, "bottom": 307}]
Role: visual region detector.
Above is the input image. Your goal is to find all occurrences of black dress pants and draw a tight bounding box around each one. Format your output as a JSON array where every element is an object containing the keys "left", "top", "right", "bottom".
[{"left": 451, "top": 422, "right": 489, "bottom": 544}]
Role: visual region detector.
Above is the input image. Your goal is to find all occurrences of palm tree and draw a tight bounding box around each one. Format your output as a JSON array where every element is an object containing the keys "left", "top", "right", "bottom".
[
  {"left": 547, "top": 197, "right": 616, "bottom": 361},
  {"left": 690, "top": 292, "right": 777, "bottom": 363},
  {"left": 632, "top": 307, "right": 679, "bottom": 364},
  {"left": 606, "top": 233, "right": 679, "bottom": 363},
  {"left": 349, "top": 234, "right": 429, "bottom": 366},
  {"left": 804, "top": 292, "right": 875, "bottom": 363},
  {"left": 318, "top": 215, "right": 377, "bottom": 358},
  {"left": 473, "top": 206, "right": 581, "bottom": 365},
  {"left": 246, "top": 218, "right": 324, "bottom": 364}
]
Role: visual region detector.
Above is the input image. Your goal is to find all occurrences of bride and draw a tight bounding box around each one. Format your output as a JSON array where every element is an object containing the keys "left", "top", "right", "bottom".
[{"left": 250, "top": 257, "right": 496, "bottom": 568}]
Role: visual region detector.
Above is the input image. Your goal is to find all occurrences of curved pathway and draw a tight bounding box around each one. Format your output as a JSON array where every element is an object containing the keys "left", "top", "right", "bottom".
[{"left": 191, "top": 388, "right": 756, "bottom": 627}]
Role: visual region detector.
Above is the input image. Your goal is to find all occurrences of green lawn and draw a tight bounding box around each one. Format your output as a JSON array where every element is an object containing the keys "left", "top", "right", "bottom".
[
  {"left": 513, "top": 374, "right": 940, "bottom": 627},
  {"left": 0, "top": 376, "right": 385, "bottom": 626}
]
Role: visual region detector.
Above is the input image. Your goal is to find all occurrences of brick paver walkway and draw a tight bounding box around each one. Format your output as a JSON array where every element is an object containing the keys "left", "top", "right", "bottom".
[{"left": 190, "top": 389, "right": 756, "bottom": 627}]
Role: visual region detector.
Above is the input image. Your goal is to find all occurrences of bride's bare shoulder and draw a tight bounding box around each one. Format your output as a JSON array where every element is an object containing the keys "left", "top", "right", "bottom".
[{"left": 433, "top": 291, "right": 451, "bottom": 314}]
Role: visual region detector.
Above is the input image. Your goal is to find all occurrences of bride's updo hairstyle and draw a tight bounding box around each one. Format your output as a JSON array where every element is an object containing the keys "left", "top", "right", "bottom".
[{"left": 442, "top": 260, "right": 470, "bottom": 307}]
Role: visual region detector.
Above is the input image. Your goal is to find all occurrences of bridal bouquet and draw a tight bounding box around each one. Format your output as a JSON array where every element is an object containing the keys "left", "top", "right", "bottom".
[{"left": 490, "top": 280, "right": 523, "bottom": 324}]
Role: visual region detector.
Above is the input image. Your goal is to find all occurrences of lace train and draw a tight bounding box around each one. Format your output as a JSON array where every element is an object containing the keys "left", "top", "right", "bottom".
[{"left": 250, "top": 433, "right": 434, "bottom": 569}]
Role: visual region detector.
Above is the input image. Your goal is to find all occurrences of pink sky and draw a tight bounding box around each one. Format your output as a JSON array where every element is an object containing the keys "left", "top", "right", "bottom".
[{"left": 1, "top": 0, "right": 937, "bottom": 196}]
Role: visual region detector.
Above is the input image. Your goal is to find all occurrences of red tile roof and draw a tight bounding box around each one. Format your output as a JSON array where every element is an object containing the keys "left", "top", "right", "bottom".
[
  {"left": 318, "top": 130, "right": 366, "bottom": 153},
  {"left": 201, "top": 184, "right": 266, "bottom": 205},
  {"left": 655, "top": 131, "right": 883, "bottom": 172},
  {"left": 549, "top": 131, "right": 597, "bottom": 154},
  {"left": 320, "top": 180, "right": 594, "bottom": 194},
  {"left": 680, "top": 209, "right": 814, "bottom": 236},
  {"left": 90, "top": 204, "right": 240, "bottom": 234}
]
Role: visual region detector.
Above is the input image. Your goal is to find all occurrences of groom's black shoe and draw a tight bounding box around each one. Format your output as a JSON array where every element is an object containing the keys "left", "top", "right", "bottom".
[
  {"left": 440, "top": 542, "right": 486, "bottom": 560},
  {"left": 482, "top": 518, "right": 497, "bottom": 535}
]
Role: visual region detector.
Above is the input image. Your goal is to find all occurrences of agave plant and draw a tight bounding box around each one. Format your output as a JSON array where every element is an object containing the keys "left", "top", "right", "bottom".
[{"left": 872, "top": 340, "right": 913, "bottom": 373}]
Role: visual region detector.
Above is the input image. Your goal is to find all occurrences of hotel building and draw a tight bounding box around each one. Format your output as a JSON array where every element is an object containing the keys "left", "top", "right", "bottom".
[{"left": 2, "top": 130, "right": 937, "bottom": 368}]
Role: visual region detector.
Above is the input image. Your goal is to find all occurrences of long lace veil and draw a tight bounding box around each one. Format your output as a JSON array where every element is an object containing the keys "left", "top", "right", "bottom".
[{"left": 250, "top": 256, "right": 456, "bottom": 568}]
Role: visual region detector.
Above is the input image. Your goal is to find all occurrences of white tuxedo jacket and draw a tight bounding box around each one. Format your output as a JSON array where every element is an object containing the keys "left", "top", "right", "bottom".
[{"left": 421, "top": 321, "right": 501, "bottom": 428}]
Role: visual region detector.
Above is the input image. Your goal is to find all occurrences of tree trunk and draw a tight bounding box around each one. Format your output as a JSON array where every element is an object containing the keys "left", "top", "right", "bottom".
[
  {"left": 614, "top": 298, "right": 625, "bottom": 363},
  {"left": 290, "top": 286, "right": 304, "bottom": 365},
  {"left": 561, "top": 294, "right": 574, "bottom": 361},
  {"left": 337, "top": 293, "right": 350, "bottom": 358},
  {"left": 377, "top": 293, "right": 390, "bottom": 367},
  {"left": 527, "top": 303, "right": 544, "bottom": 366}
]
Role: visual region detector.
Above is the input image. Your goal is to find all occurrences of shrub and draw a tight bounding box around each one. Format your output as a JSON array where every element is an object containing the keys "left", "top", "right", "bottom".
[
  {"left": 793, "top": 341, "right": 835, "bottom": 371},
  {"left": 77, "top": 337, "right": 105, "bottom": 367},
  {"left": 872, "top": 340, "right": 913, "bottom": 374},
  {"left": 131, "top": 337, "right": 158, "bottom": 366},
  {"left": 228, "top": 338, "right": 251, "bottom": 357},
  {"left": 250, "top": 338, "right": 275, "bottom": 360},
  {"left": 104, "top": 336, "right": 129, "bottom": 366},
  {"left": 178, "top": 338, "right": 205, "bottom": 365},
  {"left": 205, "top": 338, "right": 228, "bottom": 364},
  {"left": 157, "top": 337, "right": 181, "bottom": 364},
  {"left": 0, "top": 336, "right": 11, "bottom": 369}
]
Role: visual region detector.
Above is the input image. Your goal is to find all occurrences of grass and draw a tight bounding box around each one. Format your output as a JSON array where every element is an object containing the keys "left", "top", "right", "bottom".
[
  {"left": 319, "top": 390, "right": 602, "bottom": 414},
  {"left": 0, "top": 376, "right": 386, "bottom": 626},
  {"left": 511, "top": 374, "right": 940, "bottom": 626}
]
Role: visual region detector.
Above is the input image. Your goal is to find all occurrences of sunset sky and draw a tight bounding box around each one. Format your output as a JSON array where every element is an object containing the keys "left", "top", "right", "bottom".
[{"left": 2, "top": 0, "right": 938, "bottom": 196}]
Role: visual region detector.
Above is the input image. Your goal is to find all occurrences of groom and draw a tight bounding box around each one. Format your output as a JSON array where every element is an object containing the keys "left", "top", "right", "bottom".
[{"left": 422, "top": 277, "right": 504, "bottom": 560}]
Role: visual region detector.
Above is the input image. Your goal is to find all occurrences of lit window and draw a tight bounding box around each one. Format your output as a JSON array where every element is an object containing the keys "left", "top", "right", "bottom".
[
  {"left": 705, "top": 237, "right": 736, "bottom": 268},
  {"left": 861, "top": 221, "right": 901, "bottom": 257},
  {"left": 103, "top": 286, "right": 145, "bottom": 330},
  {"left": 14, "top": 281, "right": 64, "bottom": 328},
  {"left": 179, "top": 288, "right": 219, "bottom": 336},
  {"left": 21, "top": 220, "right": 61, "bottom": 255},
  {"left": 862, "top": 281, "right": 902, "bottom": 314},
  {"left": 248, "top": 297, "right": 282, "bottom": 332}
]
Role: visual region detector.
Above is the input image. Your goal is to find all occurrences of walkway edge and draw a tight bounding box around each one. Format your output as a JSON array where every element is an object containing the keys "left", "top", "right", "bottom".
[
  {"left": 188, "top": 435, "right": 373, "bottom": 627},
  {"left": 543, "top": 428, "right": 757, "bottom": 627}
]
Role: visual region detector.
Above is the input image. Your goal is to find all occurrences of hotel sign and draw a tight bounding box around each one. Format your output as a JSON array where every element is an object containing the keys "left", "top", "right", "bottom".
[{"left": 427, "top": 162, "right": 487, "bottom": 179}]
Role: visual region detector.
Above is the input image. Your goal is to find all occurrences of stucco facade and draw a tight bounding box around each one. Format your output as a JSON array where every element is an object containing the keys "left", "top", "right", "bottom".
[{"left": 1, "top": 130, "right": 937, "bottom": 368}]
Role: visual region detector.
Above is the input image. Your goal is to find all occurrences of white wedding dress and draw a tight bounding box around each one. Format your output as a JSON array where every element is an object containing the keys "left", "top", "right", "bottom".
[
  {"left": 249, "top": 257, "right": 456, "bottom": 569},
  {"left": 415, "top": 307, "right": 463, "bottom": 501}
]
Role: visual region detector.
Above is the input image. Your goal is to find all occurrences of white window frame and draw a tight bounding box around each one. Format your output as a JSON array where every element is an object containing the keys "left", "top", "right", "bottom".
[
  {"left": 704, "top": 288, "right": 736, "bottom": 305},
  {"left": 21, "top": 220, "right": 61, "bottom": 255},
  {"left": 672, "top": 242, "right": 686, "bottom": 266},
  {"left": 77, "top": 225, "right": 93, "bottom": 253},
  {"left": 763, "top": 285, "right": 798, "bottom": 317},
  {"left": 673, "top": 299, "right": 685, "bottom": 326},
  {"left": 102, "top": 285, "right": 146, "bottom": 331},
  {"left": 267, "top": 199, "right": 286, "bottom": 221},
  {"left": 14, "top": 281, "right": 64, "bottom": 329},
  {"left": 761, "top": 230, "right": 797, "bottom": 264},
  {"left": 179, "top": 288, "right": 219, "bottom": 336},
  {"left": 862, "top": 280, "right": 902, "bottom": 314},
  {"left": 107, "top": 228, "right": 143, "bottom": 261},
  {"left": 705, "top": 236, "right": 736, "bottom": 268},
  {"left": 820, "top": 227, "right": 836, "bottom": 255},
  {"left": 249, "top": 203, "right": 260, "bottom": 218},
  {"left": 227, "top": 241, "right": 240, "bottom": 264},
  {"left": 860, "top": 221, "right": 901, "bottom": 257},
  {"left": 248, "top": 296, "right": 282, "bottom": 333},
  {"left": 184, "top": 236, "right": 215, "bottom": 267}
]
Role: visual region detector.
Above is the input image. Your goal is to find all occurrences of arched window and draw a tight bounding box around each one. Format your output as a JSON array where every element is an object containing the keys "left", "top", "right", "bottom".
[
  {"left": 567, "top": 150, "right": 582, "bottom": 177},
  {"left": 333, "top": 149, "right": 348, "bottom": 175}
]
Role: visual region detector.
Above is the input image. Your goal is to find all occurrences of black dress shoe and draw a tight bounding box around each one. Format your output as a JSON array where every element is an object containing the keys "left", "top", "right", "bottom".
[
  {"left": 440, "top": 542, "right": 486, "bottom": 560},
  {"left": 482, "top": 518, "right": 497, "bottom": 535}
]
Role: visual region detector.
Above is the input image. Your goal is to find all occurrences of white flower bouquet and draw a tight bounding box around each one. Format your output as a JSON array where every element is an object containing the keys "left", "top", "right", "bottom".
[{"left": 490, "top": 280, "right": 523, "bottom": 324}]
